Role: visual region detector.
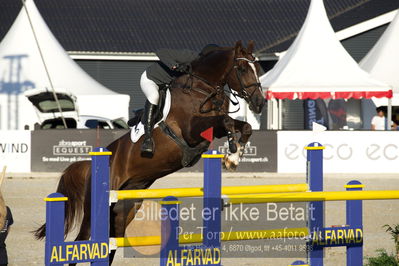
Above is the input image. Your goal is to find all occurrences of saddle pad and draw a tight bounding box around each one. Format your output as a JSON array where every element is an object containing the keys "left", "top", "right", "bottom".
[{"left": 130, "top": 90, "right": 171, "bottom": 143}]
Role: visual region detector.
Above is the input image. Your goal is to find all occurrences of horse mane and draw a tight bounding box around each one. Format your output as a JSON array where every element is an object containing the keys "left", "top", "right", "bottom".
[
  {"left": 190, "top": 47, "right": 234, "bottom": 80},
  {"left": 189, "top": 43, "right": 255, "bottom": 84}
]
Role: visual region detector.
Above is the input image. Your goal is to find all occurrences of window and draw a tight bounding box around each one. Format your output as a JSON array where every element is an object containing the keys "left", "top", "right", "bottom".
[
  {"left": 41, "top": 118, "right": 77, "bottom": 129},
  {"left": 112, "top": 119, "right": 129, "bottom": 129},
  {"left": 85, "top": 119, "right": 111, "bottom": 129}
]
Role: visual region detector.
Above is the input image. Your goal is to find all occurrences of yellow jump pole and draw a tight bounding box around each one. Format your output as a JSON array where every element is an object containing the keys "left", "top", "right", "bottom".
[
  {"left": 110, "top": 183, "right": 309, "bottom": 202},
  {"left": 110, "top": 227, "right": 309, "bottom": 248},
  {"left": 226, "top": 190, "right": 399, "bottom": 204}
]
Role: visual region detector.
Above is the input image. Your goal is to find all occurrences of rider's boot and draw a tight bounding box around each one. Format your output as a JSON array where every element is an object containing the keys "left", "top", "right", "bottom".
[{"left": 141, "top": 101, "right": 158, "bottom": 158}]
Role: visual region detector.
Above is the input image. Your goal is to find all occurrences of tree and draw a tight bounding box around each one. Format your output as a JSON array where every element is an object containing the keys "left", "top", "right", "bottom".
[{"left": 384, "top": 224, "right": 399, "bottom": 263}]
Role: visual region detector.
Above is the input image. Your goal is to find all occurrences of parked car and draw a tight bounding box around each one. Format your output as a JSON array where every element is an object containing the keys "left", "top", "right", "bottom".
[{"left": 25, "top": 89, "right": 129, "bottom": 129}]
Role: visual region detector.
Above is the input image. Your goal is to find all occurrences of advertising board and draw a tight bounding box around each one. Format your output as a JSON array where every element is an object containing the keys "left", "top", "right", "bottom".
[
  {"left": 31, "top": 130, "right": 277, "bottom": 173},
  {"left": 278, "top": 131, "right": 399, "bottom": 173},
  {"left": 31, "top": 130, "right": 127, "bottom": 172},
  {"left": 0, "top": 130, "right": 31, "bottom": 172},
  {"left": 181, "top": 131, "right": 277, "bottom": 172}
]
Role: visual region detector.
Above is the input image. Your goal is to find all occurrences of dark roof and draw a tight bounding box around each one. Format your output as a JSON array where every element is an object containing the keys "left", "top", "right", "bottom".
[{"left": 0, "top": 0, "right": 398, "bottom": 54}]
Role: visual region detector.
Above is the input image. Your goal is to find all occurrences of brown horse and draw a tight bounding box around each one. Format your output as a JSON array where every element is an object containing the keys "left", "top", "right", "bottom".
[{"left": 34, "top": 40, "right": 265, "bottom": 264}]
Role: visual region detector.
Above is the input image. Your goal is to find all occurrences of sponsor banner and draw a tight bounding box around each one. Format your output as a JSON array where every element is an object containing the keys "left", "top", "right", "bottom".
[
  {"left": 31, "top": 130, "right": 127, "bottom": 172},
  {"left": 31, "top": 129, "right": 276, "bottom": 172},
  {"left": 278, "top": 131, "right": 399, "bottom": 173},
  {"left": 304, "top": 99, "right": 329, "bottom": 130},
  {"left": 180, "top": 131, "right": 277, "bottom": 172},
  {"left": 0, "top": 130, "right": 31, "bottom": 172}
]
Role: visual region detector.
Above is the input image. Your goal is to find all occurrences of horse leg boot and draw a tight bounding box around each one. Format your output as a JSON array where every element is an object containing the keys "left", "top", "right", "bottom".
[
  {"left": 141, "top": 100, "right": 158, "bottom": 158},
  {"left": 223, "top": 116, "right": 238, "bottom": 153}
]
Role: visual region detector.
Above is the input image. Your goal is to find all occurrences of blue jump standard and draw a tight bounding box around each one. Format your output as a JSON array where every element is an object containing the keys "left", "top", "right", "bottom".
[
  {"left": 44, "top": 143, "right": 365, "bottom": 266},
  {"left": 44, "top": 148, "right": 111, "bottom": 265},
  {"left": 303, "top": 143, "right": 363, "bottom": 266},
  {"left": 160, "top": 151, "right": 223, "bottom": 266}
]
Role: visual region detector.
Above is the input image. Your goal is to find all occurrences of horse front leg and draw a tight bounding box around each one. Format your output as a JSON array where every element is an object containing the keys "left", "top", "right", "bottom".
[
  {"left": 232, "top": 118, "right": 253, "bottom": 152},
  {"left": 222, "top": 116, "right": 252, "bottom": 170}
]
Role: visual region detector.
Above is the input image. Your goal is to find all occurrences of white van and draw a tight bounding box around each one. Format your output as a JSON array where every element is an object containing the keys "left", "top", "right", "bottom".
[{"left": 25, "top": 88, "right": 129, "bottom": 129}]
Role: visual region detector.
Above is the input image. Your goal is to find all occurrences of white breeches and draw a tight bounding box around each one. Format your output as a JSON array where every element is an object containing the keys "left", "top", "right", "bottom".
[{"left": 140, "top": 71, "right": 160, "bottom": 105}]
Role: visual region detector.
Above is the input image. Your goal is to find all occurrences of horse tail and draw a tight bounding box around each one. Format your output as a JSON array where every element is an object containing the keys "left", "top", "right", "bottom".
[{"left": 34, "top": 161, "right": 91, "bottom": 240}]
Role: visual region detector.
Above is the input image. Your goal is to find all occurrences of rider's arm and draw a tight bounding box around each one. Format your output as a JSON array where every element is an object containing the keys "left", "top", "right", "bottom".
[{"left": 156, "top": 49, "right": 198, "bottom": 71}]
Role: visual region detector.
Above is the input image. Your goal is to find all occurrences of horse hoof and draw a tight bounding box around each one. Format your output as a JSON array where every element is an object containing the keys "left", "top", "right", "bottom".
[
  {"left": 223, "top": 156, "right": 238, "bottom": 171},
  {"left": 229, "top": 163, "right": 237, "bottom": 171},
  {"left": 224, "top": 161, "right": 238, "bottom": 171},
  {"left": 222, "top": 158, "right": 229, "bottom": 170},
  {"left": 228, "top": 159, "right": 238, "bottom": 171}
]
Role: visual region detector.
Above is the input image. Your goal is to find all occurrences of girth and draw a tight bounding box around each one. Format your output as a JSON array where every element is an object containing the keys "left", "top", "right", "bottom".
[{"left": 158, "top": 121, "right": 209, "bottom": 167}]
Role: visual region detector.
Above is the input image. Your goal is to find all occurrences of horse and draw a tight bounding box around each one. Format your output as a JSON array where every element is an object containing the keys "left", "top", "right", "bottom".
[
  {"left": 34, "top": 40, "right": 265, "bottom": 264},
  {"left": 0, "top": 167, "right": 6, "bottom": 230}
]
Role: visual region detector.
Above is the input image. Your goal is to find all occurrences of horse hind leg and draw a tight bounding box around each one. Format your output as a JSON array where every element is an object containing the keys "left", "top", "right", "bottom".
[
  {"left": 68, "top": 211, "right": 91, "bottom": 266},
  {"left": 68, "top": 174, "right": 93, "bottom": 266},
  {"left": 108, "top": 179, "right": 156, "bottom": 264},
  {"left": 109, "top": 199, "right": 144, "bottom": 264},
  {"left": 68, "top": 187, "right": 117, "bottom": 266}
]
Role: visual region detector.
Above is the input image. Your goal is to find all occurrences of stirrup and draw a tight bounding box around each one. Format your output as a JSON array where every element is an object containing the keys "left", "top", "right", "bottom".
[{"left": 141, "top": 137, "right": 154, "bottom": 158}]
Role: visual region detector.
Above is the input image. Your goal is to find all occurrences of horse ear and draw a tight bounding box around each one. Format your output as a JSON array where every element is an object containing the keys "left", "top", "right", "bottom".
[
  {"left": 235, "top": 40, "right": 243, "bottom": 54},
  {"left": 247, "top": 40, "right": 255, "bottom": 54}
]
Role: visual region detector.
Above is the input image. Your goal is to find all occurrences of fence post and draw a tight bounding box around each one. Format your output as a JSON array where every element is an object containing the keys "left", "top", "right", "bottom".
[
  {"left": 160, "top": 196, "right": 181, "bottom": 266},
  {"left": 306, "top": 142, "right": 324, "bottom": 266},
  {"left": 202, "top": 150, "right": 223, "bottom": 254},
  {"left": 89, "top": 148, "right": 111, "bottom": 266},
  {"left": 44, "top": 193, "right": 68, "bottom": 266},
  {"left": 345, "top": 180, "right": 363, "bottom": 266}
]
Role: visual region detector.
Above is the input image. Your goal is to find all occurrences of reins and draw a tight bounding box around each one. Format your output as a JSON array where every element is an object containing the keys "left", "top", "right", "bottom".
[
  {"left": 185, "top": 70, "right": 230, "bottom": 114},
  {"left": 184, "top": 54, "right": 260, "bottom": 114}
]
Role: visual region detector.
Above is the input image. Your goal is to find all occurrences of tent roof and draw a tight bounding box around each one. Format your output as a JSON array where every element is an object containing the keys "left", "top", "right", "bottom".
[
  {"left": 2, "top": 0, "right": 398, "bottom": 54},
  {"left": 0, "top": 0, "right": 119, "bottom": 96},
  {"left": 360, "top": 9, "right": 399, "bottom": 105},
  {"left": 260, "top": 0, "right": 392, "bottom": 100}
]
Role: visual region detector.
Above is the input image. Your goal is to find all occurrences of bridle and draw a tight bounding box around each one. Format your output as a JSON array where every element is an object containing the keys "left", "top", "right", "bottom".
[
  {"left": 232, "top": 57, "right": 262, "bottom": 106},
  {"left": 186, "top": 53, "right": 262, "bottom": 114}
]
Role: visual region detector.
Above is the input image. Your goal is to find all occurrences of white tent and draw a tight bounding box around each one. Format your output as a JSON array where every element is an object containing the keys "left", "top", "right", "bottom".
[
  {"left": 0, "top": 0, "right": 130, "bottom": 130},
  {"left": 260, "top": 0, "right": 391, "bottom": 100},
  {"left": 360, "top": 9, "right": 399, "bottom": 106}
]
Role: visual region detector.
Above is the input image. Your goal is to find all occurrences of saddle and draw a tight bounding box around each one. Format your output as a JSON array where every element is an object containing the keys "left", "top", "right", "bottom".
[
  {"left": 127, "top": 86, "right": 168, "bottom": 127},
  {"left": 129, "top": 86, "right": 208, "bottom": 167}
]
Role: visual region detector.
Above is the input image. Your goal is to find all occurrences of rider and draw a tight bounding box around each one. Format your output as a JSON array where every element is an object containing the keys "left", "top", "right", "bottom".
[{"left": 140, "top": 45, "right": 219, "bottom": 158}]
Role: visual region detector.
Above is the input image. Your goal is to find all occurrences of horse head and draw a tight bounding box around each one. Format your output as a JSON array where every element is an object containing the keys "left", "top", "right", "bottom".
[
  {"left": 190, "top": 42, "right": 265, "bottom": 114},
  {"left": 226, "top": 40, "right": 265, "bottom": 114}
]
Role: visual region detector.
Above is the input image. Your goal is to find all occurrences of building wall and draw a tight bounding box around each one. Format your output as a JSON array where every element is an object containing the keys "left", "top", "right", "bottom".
[{"left": 75, "top": 60, "right": 153, "bottom": 115}]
